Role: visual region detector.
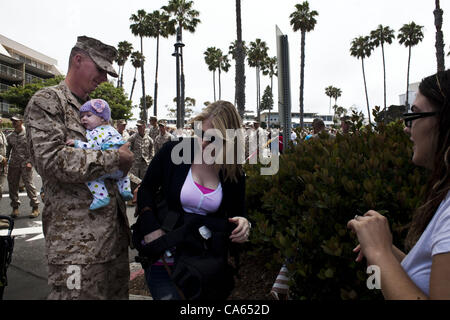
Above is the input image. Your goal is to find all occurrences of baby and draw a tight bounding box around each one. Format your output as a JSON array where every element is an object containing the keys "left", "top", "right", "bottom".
[{"left": 66, "top": 98, "right": 133, "bottom": 210}]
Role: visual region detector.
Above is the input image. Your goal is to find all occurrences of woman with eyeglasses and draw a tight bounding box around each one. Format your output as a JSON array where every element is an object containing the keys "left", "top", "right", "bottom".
[
  {"left": 134, "top": 100, "right": 250, "bottom": 300},
  {"left": 347, "top": 70, "right": 450, "bottom": 299}
]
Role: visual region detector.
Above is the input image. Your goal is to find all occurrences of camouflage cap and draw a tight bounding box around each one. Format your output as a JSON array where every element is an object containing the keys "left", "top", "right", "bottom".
[
  {"left": 158, "top": 120, "right": 167, "bottom": 127},
  {"left": 11, "top": 114, "right": 23, "bottom": 121},
  {"left": 136, "top": 120, "right": 145, "bottom": 127},
  {"left": 150, "top": 116, "right": 157, "bottom": 121},
  {"left": 74, "top": 36, "right": 118, "bottom": 78}
]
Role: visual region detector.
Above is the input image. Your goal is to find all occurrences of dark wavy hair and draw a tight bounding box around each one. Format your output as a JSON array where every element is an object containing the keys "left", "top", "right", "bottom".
[{"left": 405, "top": 69, "right": 450, "bottom": 250}]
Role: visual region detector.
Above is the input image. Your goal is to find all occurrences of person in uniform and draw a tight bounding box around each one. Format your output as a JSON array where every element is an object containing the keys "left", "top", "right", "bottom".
[
  {"left": 148, "top": 116, "right": 159, "bottom": 141},
  {"left": 24, "top": 36, "right": 134, "bottom": 300},
  {"left": 154, "top": 120, "right": 174, "bottom": 155},
  {"left": 116, "top": 119, "right": 130, "bottom": 141},
  {"left": 0, "top": 115, "right": 9, "bottom": 228},
  {"left": 6, "top": 114, "right": 40, "bottom": 218},
  {"left": 128, "top": 120, "right": 154, "bottom": 193}
]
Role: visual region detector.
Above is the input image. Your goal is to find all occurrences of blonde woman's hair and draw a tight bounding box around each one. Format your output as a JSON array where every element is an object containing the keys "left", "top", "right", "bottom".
[{"left": 191, "top": 100, "right": 244, "bottom": 183}]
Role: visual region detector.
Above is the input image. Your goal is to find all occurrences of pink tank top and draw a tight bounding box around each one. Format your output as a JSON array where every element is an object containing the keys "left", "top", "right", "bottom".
[{"left": 180, "top": 168, "right": 223, "bottom": 215}]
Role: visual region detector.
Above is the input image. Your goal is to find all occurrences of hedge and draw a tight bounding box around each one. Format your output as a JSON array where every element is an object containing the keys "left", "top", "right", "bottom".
[{"left": 245, "top": 120, "right": 428, "bottom": 300}]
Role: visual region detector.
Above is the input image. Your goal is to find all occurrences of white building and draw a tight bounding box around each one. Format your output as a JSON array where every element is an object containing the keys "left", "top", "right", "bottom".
[
  {"left": 260, "top": 110, "right": 334, "bottom": 128},
  {"left": 0, "top": 33, "right": 62, "bottom": 114},
  {"left": 399, "top": 82, "right": 419, "bottom": 109}
]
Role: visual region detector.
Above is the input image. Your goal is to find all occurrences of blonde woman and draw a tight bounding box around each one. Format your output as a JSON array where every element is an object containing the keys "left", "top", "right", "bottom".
[{"left": 135, "top": 100, "right": 250, "bottom": 300}]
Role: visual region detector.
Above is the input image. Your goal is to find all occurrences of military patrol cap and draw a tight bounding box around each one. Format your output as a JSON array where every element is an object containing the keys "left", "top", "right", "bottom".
[
  {"left": 74, "top": 36, "right": 118, "bottom": 78},
  {"left": 11, "top": 114, "right": 24, "bottom": 121},
  {"left": 136, "top": 120, "right": 145, "bottom": 127},
  {"left": 117, "top": 119, "right": 127, "bottom": 125},
  {"left": 158, "top": 120, "right": 167, "bottom": 127},
  {"left": 150, "top": 116, "right": 157, "bottom": 121}
]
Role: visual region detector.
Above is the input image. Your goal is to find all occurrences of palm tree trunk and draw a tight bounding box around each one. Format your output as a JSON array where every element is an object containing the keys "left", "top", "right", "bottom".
[
  {"left": 235, "top": 0, "right": 246, "bottom": 119},
  {"left": 120, "top": 64, "right": 125, "bottom": 88},
  {"left": 213, "top": 70, "right": 216, "bottom": 101},
  {"left": 299, "top": 31, "right": 306, "bottom": 129},
  {"left": 362, "top": 58, "right": 372, "bottom": 126},
  {"left": 154, "top": 35, "right": 160, "bottom": 117},
  {"left": 179, "top": 23, "right": 185, "bottom": 124},
  {"left": 256, "top": 67, "right": 260, "bottom": 122},
  {"left": 405, "top": 45, "right": 411, "bottom": 111},
  {"left": 116, "top": 66, "right": 122, "bottom": 88},
  {"left": 140, "top": 36, "right": 147, "bottom": 122},
  {"left": 434, "top": 0, "right": 445, "bottom": 72},
  {"left": 130, "top": 68, "right": 137, "bottom": 101},
  {"left": 329, "top": 96, "right": 332, "bottom": 113},
  {"left": 382, "top": 43, "right": 387, "bottom": 115},
  {"left": 218, "top": 67, "right": 222, "bottom": 100}
]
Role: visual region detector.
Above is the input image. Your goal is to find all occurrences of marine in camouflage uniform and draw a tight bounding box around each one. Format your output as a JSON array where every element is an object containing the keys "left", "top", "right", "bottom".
[
  {"left": 6, "top": 115, "right": 40, "bottom": 217},
  {"left": 24, "top": 36, "right": 132, "bottom": 300},
  {"left": 116, "top": 119, "right": 130, "bottom": 141},
  {"left": 0, "top": 116, "right": 8, "bottom": 229},
  {"left": 148, "top": 116, "right": 159, "bottom": 141},
  {"left": 154, "top": 120, "right": 174, "bottom": 155},
  {"left": 0, "top": 116, "right": 7, "bottom": 200},
  {"left": 128, "top": 120, "right": 153, "bottom": 192}
]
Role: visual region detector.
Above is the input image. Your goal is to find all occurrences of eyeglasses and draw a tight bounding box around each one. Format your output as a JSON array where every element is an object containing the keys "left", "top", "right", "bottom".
[{"left": 403, "top": 112, "right": 437, "bottom": 128}]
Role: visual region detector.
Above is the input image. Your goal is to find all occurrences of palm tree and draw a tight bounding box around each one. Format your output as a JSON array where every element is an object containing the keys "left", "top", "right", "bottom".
[
  {"left": 262, "top": 56, "right": 277, "bottom": 128},
  {"left": 434, "top": 0, "right": 445, "bottom": 72},
  {"left": 247, "top": 39, "right": 269, "bottom": 122},
  {"left": 325, "top": 85, "right": 334, "bottom": 113},
  {"left": 229, "top": 40, "right": 248, "bottom": 104},
  {"left": 332, "top": 87, "right": 342, "bottom": 107},
  {"left": 290, "top": 1, "right": 318, "bottom": 129},
  {"left": 398, "top": 22, "right": 424, "bottom": 110},
  {"left": 204, "top": 47, "right": 220, "bottom": 101},
  {"left": 350, "top": 36, "right": 374, "bottom": 126},
  {"left": 116, "top": 41, "right": 133, "bottom": 88},
  {"left": 130, "top": 9, "right": 151, "bottom": 122},
  {"left": 129, "top": 51, "right": 144, "bottom": 101},
  {"left": 370, "top": 25, "right": 395, "bottom": 114},
  {"left": 234, "top": 0, "right": 246, "bottom": 119},
  {"left": 139, "top": 95, "right": 153, "bottom": 121},
  {"left": 260, "top": 85, "right": 274, "bottom": 128},
  {"left": 162, "top": 0, "right": 201, "bottom": 122},
  {"left": 217, "top": 50, "right": 231, "bottom": 100},
  {"left": 147, "top": 10, "right": 176, "bottom": 117},
  {"left": 262, "top": 56, "right": 277, "bottom": 91}
]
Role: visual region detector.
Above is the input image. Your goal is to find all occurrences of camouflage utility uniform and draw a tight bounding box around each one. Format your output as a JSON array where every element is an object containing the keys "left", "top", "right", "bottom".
[
  {"left": 6, "top": 127, "right": 40, "bottom": 210},
  {"left": 0, "top": 129, "right": 7, "bottom": 199},
  {"left": 154, "top": 131, "right": 173, "bottom": 155},
  {"left": 24, "top": 81, "right": 131, "bottom": 300},
  {"left": 120, "top": 130, "right": 130, "bottom": 142},
  {"left": 148, "top": 125, "right": 159, "bottom": 141},
  {"left": 128, "top": 130, "right": 153, "bottom": 190}
]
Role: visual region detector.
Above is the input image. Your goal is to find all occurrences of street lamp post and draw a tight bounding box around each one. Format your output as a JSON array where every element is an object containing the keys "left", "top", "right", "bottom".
[{"left": 172, "top": 27, "right": 185, "bottom": 129}]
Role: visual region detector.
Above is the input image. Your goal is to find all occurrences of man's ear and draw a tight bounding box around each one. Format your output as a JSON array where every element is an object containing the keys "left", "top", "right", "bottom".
[{"left": 72, "top": 53, "right": 84, "bottom": 68}]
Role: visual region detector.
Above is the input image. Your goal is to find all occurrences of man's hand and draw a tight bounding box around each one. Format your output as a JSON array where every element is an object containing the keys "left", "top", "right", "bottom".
[
  {"left": 66, "top": 139, "right": 75, "bottom": 146},
  {"left": 118, "top": 142, "right": 134, "bottom": 176}
]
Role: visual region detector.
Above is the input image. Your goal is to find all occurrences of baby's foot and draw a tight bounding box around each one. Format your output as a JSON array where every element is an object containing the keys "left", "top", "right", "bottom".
[
  {"left": 90, "top": 197, "right": 111, "bottom": 210},
  {"left": 120, "top": 191, "right": 133, "bottom": 201}
]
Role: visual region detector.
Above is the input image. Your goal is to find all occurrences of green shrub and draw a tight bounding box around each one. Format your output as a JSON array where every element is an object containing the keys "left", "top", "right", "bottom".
[{"left": 245, "top": 120, "right": 428, "bottom": 300}]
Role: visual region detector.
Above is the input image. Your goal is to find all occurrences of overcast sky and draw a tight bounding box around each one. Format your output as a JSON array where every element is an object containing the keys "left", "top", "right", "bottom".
[{"left": 2, "top": 0, "right": 449, "bottom": 120}]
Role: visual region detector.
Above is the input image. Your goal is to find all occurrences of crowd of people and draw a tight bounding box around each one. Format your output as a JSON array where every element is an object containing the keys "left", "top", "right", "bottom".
[{"left": 0, "top": 34, "right": 448, "bottom": 300}]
